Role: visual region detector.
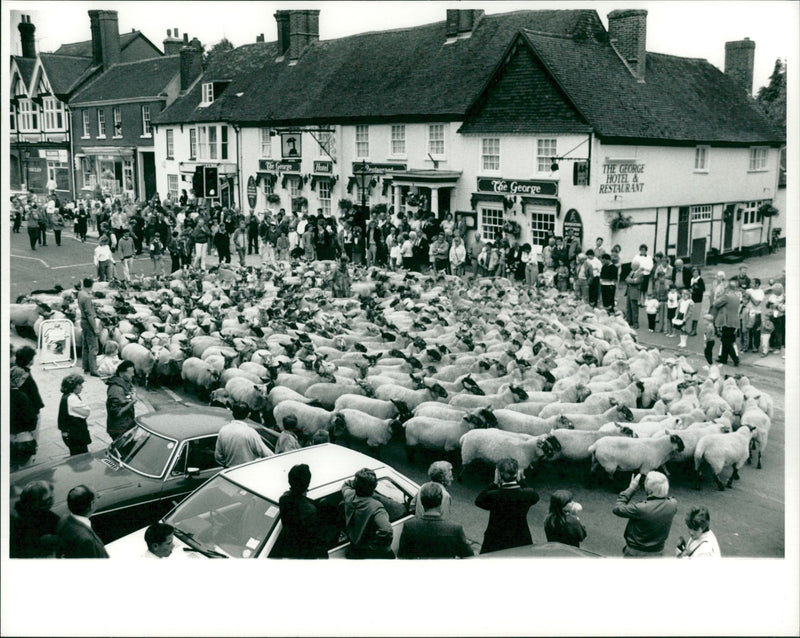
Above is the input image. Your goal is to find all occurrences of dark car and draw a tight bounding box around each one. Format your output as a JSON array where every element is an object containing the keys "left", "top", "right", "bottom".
[{"left": 10, "top": 407, "right": 277, "bottom": 544}]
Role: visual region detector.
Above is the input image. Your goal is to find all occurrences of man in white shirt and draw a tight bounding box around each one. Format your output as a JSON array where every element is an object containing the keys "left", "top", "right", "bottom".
[
  {"left": 214, "top": 403, "right": 273, "bottom": 468},
  {"left": 143, "top": 522, "right": 175, "bottom": 558},
  {"left": 632, "top": 243, "right": 654, "bottom": 299}
]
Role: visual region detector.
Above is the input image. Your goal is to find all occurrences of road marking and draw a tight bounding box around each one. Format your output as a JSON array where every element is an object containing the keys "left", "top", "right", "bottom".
[
  {"left": 11, "top": 254, "right": 50, "bottom": 267},
  {"left": 51, "top": 262, "right": 97, "bottom": 270}
]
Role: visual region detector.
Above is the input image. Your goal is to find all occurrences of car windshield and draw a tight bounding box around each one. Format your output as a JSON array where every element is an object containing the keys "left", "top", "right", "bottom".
[
  {"left": 110, "top": 425, "right": 176, "bottom": 478},
  {"left": 164, "top": 475, "right": 278, "bottom": 558}
]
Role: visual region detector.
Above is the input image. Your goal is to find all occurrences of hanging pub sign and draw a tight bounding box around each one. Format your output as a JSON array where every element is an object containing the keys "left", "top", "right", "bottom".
[
  {"left": 573, "top": 161, "right": 590, "bottom": 186},
  {"left": 351, "top": 161, "right": 406, "bottom": 175},
  {"left": 281, "top": 133, "right": 302, "bottom": 158},
  {"left": 562, "top": 208, "right": 584, "bottom": 243},
  {"left": 313, "top": 160, "right": 332, "bottom": 174},
  {"left": 477, "top": 177, "right": 558, "bottom": 197},
  {"left": 247, "top": 176, "right": 258, "bottom": 209},
  {"left": 259, "top": 159, "right": 301, "bottom": 173}
]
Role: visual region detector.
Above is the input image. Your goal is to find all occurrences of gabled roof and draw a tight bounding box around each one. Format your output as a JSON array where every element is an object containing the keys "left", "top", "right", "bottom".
[
  {"left": 71, "top": 55, "right": 181, "bottom": 104},
  {"left": 156, "top": 9, "right": 607, "bottom": 125},
  {"left": 37, "top": 53, "right": 95, "bottom": 97},
  {"left": 519, "top": 30, "right": 783, "bottom": 145},
  {"left": 53, "top": 30, "right": 156, "bottom": 58},
  {"left": 11, "top": 56, "right": 36, "bottom": 88}
]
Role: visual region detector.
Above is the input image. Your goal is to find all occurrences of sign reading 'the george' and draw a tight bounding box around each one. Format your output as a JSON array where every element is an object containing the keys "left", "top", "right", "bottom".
[
  {"left": 259, "top": 159, "right": 301, "bottom": 173},
  {"left": 477, "top": 177, "right": 558, "bottom": 197},
  {"left": 599, "top": 162, "right": 645, "bottom": 194}
]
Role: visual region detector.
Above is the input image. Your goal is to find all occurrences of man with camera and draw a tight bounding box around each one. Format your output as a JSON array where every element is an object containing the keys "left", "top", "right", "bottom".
[{"left": 612, "top": 471, "right": 678, "bottom": 557}]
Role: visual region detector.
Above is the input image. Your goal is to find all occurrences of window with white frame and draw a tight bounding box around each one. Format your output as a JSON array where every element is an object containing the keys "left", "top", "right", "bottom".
[
  {"left": 748, "top": 147, "right": 767, "bottom": 171},
  {"left": 482, "top": 138, "right": 500, "bottom": 171},
  {"left": 318, "top": 130, "right": 335, "bottom": 159},
  {"left": 201, "top": 83, "right": 214, "bottom": 106},
  {"left": 82, "top": 109, "right": 90, "bottom": 137},
  {"left": 260, "top": 128, "right": 272, "bottom": 158},
  {"left": 741, "top": 200, "right": 766, "bottom": 225},
  {"left": 530, "top": 209, "right": 556, "bottom": 247},
  {"left": 141, "top": 105, "right": 151, "bottom": 136},
  {"left": 263, "top": 177, "right": 274, "bottom": 196},
  {"left": 113, "top": 107, "right": 122, "bottom": 137},
  {"left": 189, "top": 128, "right": 197, "bottom": 159},
  {"left": 355, "top": 125, "right": 369, "bottom": 158},
  {"left": 81, "top": 157, "right": 95, "bottom": 188},
  {"left": 97, "top": 109, "right": 106, "bottom": 137},
  {"left": 391, "top": 125, "right": 406, "bottom": 156},
  {"left": 288, "top": 176, "right": 301, "bottom": 199},
  {"left": 47, "top": 160, "right": 68, "bottom": 186},
  {"left": 318, "top": 179, "right": 331, "bottom": 216},
  {"left": 694, "top": 146, "right": 709, "bottom": 171},
  {"left": 168, "top": 174, "right": 179, "bottom": 200},
  {"left": 123, "top": 160, "right": 134, "bottom": 191},
  {"left": 18, "top": 99, "right": 38, "bottom": 131},
  {"left": 537, "top": 139, "right": 557, "bottom": 172},
  {"left": 166, "top": 129, "right": 174, "bottom": 158},
  {"left": 42, "top": 98, "right": 65, "bottom": 130},
  {"left": 207, "top": 126, "right": 217, "bottom": 159},
  {"left": 479, "top": 206, "right": 504, "bottom": 242},
  {"left": 198, "top": 125, "right": 227, "bottom": 160},
  {"left": 690, "top": 204, "right": 712, "bottom": 221},
  {"left": 428, "top": 124, "right": 445, "bottom": 156}
]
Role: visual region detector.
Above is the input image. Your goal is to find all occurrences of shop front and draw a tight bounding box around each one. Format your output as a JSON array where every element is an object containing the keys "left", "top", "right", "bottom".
[
  {"left": 11, "top": 143, "right": 72, "bottom": 197},
  {"left": 388, "top": 168, "right": 460, "bottom": 220},
  {"left": 77, "top": 147, "right": 135, "bottom": 199}
]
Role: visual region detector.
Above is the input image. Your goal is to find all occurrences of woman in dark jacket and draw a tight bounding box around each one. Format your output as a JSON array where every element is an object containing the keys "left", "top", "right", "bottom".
[
  {"left": 14, "top": 346, "right": 44, "bottom": 421},
  {"left": 58, "top": 374, "right": 92, "bottom": 456},
  {"left": 689, "top": 268, "right": 706, "bottom": 336},
  {"left": 10, "top": 480, "right": 60, "bottom": 558},
  {"left": 543, "top": 490, "right": 587, "bottom": 548}
]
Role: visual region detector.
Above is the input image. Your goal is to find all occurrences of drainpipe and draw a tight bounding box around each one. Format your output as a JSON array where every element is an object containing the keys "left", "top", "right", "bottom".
[
  {"left": 66, "top": 104, "right": 77, "bottom": 201},
  {"left": 233, "top": 124, "right": 243, "bottom": 211}
]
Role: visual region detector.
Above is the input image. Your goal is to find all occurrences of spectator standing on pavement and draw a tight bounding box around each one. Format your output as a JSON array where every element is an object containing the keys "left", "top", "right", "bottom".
[
  {"left": 475, "top": 457, "right": 540, "bottom": 555},
  {"left": 10, "top": 480, "right": 60, "bottom": 558},
  {"left": 247, "top": 211, "right": 260, "bottom": 255},
  {"left": 192, "top": 217, "right": 211, "bottom": 270},
  {"left": 106, "top": 360, "right": 137, "bottom": 441},
  {"left": 14, "top": 346, "right": 44, "bottom": 427},
  {"left": 599, "top": 253, "right": 619, "bottom": 311},
  {"left": 37, "top": 203, "right": 50, "bottom": 246},
  {"left": 711, "top": 278, "right": 741, "bottom": 367},
  {"left": 143, "top": 523, "right": 175, "bottom": 559},
  {"left": 612, "top": 471, "right": 677, "bottom": 557},
  {"left": 759, "top": 312, "right": 775, "bottom": 357},
  {"left": 58, "top": 374, "right": 92, "bottom": 456},
  {"left": 766, "top": 283, "right": 785, "bottom": 354},
  {"left": 56, "top": 485, "right": 108, "bottom": 558},
  {"left": 632, "top": 244, "right": 653, "bottom": 297},
  {"left": 10, "top": 366, "right": 39, "bottom": 468},
  {"left": 411, "top": 460, "right": 454, "bottom": 519},
  {"left": 585, "top": 249, "right": 602, "bottom": 306},
  {"left": 75, "top": 204, "right": 89, "bottom": 241},
  {"left": 449, "top": 235, "right": 466, "bottom": 276},
  {"left": 214, "top": 403, "right": 273, "bottom": 468},
  {"left": 665, "top": 284, "right": 680, "bottom": 337},
  {"left": 624, "top": 267, "right": 643, "bottom": 329},
  {"left": 674, "top": 289, "right": 695, "bottom": 348},
  {"left": 741, "top": 279, "right": 763, "bottom": 352},
  {"left": 735, "top": 264, "right": 751, "bottom": 292},
  {"left": 78, "top": 278, "right": 100, "bottom": 376},
  {"left": 652, "top": 264, "right": 669, "bottom": 333},
  {"left": 274, "top": 464, "right": 328, "bottom": 559},
  {"left": 149, "top": 233, "right": 166, "bottom": 276},
  {"left": 676, "top": 506, "right": 721, "bottom": 558},
  {"left": 470, "top": 233, "right": 485, "bottom": 278},
  {"left": 398, "top": 482, "right": 473, "bottom": 559},
  {"left": 645, "top": 293, "right": 660, "bottom": 332},
  {"left": 212, "top": 220, "right": 231, "bottom": 265},
  {"left": 12, "top": 196, "right": 23, "bottom": 233},
  {"left": 117, "top": 230, "right": 134, "bottom": 281},
  {"left": 544, "top": 489, "right": 587, "bottom": 548},
  {"left": 26, "top": 205, "right": 41, "bottom": 250},
  {"left": 688, "top": 268, "right": 705, "bottom": 336},
  {"left": 93, "top": 235, "right": 115, "bottom": 282},
  {"left": 51, "top": 207, "right": 65, "bottom": 246},
  {"left": 702, "top": 313, "right": 716, "bottom": 365},
  {"left": 342, "top": 468, "right": 395, "bottom": 559},
  {"left": 275, "top": 415, "right": 303, "bottom": 453}
]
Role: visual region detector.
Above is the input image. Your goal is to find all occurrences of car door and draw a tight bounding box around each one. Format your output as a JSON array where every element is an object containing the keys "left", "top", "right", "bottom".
[{"left": 160, "top": 435, "right": 223, "bottom": 514}]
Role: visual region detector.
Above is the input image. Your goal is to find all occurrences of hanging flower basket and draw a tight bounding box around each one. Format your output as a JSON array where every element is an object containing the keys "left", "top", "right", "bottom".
[
  {"left": 502, "top": 219, "right": 521, "bottom": 237},
  {"left": 338, "top": 198, "right": 353, "bottom": 213},
  {"left": 266, "top": 193, "right": 281, "bottom": 204},
  {"left": 609, "top": 211, "right": 633, "bottom": 232},
  {"left": 759, "top": 203, "right": 778, "bottom": 218}
]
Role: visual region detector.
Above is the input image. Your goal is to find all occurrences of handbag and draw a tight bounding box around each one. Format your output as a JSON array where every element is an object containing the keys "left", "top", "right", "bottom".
[{"left": 672, "top": 311, "right": 685, "bottom": 327}]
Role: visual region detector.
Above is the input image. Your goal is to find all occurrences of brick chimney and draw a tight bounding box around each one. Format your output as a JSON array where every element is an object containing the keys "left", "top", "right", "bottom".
[
  {"left": 180, "top": 37, "right": 203, "bottom": 92},
  {"left": 445, "top": 9, "right": 485, "bottom": 39},
  {"left": 274, "top": 10, "right": 320, "bottom": 61},
  {"left": 88, "top": 10, "right": 121, "bottom": 70},
  {"left": 725, "top": 38, "right": 755, "bottom": 95},
  {"left": 18, "top": 14, "right": 36, "bottom": 58},
  {"left": 163, "top": 28, "right": 183, "bottom": 55},
  {"left": 607, "top": 9, "right": 647, "bottom": 80}
]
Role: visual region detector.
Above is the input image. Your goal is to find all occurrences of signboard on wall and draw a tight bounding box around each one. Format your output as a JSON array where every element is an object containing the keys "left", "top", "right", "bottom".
[
  {"left": 313, "top": 160, "right": 332, "bottom": 173},
  {"left": 562, "top": 208, "right": 584, "bottom": 244},
  {"left": 281, "top": 133, "right": 302, "bottom": 159},
  {"left": 259, "top": 159, "right": 301, "bottom": 172},
  {"left": 573, "top": 161, "right": 590, "bottom": 186},
  {"left": 599, "top": 161, "right": 645, "bottom": 194},
  {"left": 351, "top": 162, "right": 406, "bottom": 174},
  {"left": 477, "top": 177, "right": 558, "bottom": 197},
  {"left": 247, "top": 175, "right": 258, "bottom": 209}
]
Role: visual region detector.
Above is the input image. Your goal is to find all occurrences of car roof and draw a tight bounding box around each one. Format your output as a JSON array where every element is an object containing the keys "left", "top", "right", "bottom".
[
  {"left": 137, "top": 406, "right": 233, "bottom": 438},
  {"left": 222, "top": 444, "right": 386, "bottom": 502}
]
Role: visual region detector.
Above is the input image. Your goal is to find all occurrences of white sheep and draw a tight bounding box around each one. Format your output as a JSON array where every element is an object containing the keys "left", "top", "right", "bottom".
[
  {"left": 220, "top": 367, "right": 264, "bottom": 386},
  {"left": 740, "top": 398, "right": 771, "bottom": 469},
  {"left": 552, "top": 404, "right": 635, "bottom": 431},
  {"left": 331, "top": 409, "right": 399, "bottom": 451},
  {"left": 304, "top": 381, "right": 366, "bottom": 410},
  {"left": 224, "top": 377, "right": 270, "bottom": 414},
  {"left": 272, "top": 400, "right": 335, "bottom": 437},
  {"left": 626, "top": 400, "right": 668, "bottom": 422},
  {"left": 121, "top": 342, "right": 157, "bottom": 385},
  {"left": 269, "top": 384, "right": 318, "bottom": 407},
  {"left": 693, "top": 425, "right": 756, "bottom": 490},
  {"left": 599, "top": 415, "right": 683, "bottom": 438},
  {"left": 375, "top": 382, "right": 448, "bottom": 411},
  {"left": 447, "top": 383, "right": 527, "bottom": 410},
  {"left": 547, "top": 426, "right": 638, "bottom": 462},
  {"left": 181, "top": 357, "right": 221, "bottom": 397},
  {"left": 493, "top": 409, "right": 573, "bottom": 437},
  {"left": 721, "top": 377, "right": 745, "bottom": 415},
  {"left": 458, "top": 429, "right": 555, "bottom": 478},
  {"left": 403, "top": 413, "right": 485, "bottom": 455},
  {"left": 588, "top": 433, "right": 685, "bottom": 478},
  {"left": 661, "top": 421, "right": 731, "bottom": 464},
  {"left": 334, "top": 394, "right": 410, "bottom": 421}
]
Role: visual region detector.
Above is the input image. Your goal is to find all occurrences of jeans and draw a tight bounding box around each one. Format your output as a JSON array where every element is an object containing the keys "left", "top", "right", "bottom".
[
  {"left": 28, "top": 227, "right": 39, "bottom": 249},
  {"left": 601, "top": 285, "right": 616, "bottom": 311},
  {"left": 38, "top": 222, "right": 47, "bottom": 245},
  {"left": 97, "top": 260, "right": 111, "bottom": 282},
  {"left": 626, "top": 294, "right": 640, "bottom": 328}
]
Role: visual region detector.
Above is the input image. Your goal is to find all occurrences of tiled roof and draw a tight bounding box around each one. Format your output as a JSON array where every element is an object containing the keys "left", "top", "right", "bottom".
[
  {"left": 54, "top": 31, "right": 142, "bottom": 57},
  {"left": 521, "top": 30, "right": 783, "bottom": 144},
  {"left": 156, "top": 9, "right": 606, "bottom": 125},
  {"left": 38, "top": 53, "right": 95, "bottom": 97},
  {"left": 12, "top": 56, "right": 36, "bottom": 87},
  {"left": 71, "top": 55, "right": 181, "bottom": 104}
]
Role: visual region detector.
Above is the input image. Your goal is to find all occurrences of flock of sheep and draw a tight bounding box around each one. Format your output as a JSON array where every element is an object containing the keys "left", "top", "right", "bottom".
[{"left": 11, "top": 260, "right": 774, "bottom": 492}]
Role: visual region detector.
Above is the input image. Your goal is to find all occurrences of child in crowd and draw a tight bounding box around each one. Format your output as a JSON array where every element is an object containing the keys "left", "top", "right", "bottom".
[
  {"left": 644, "top": 293, "right": 660, "bottom": 332},
  {"left": 522, "top": 244, "right": 537, "bottom": 288},
  {"left": 653, "top": 267, "right": 669, "bottom": 333},
  {"left": 555, "top": 263, "right": 570, "bottom": 292},
  {"left": 477, "top": 243, "right": 490, "bottom": 276},
  {"left": 96, "top": 341, "right": 122, "bottom": 379},
  {"left": 275, "top": 232, "right": 289, "bottom": 262},
  {"left": 674, "top": 288, "right": 695, "bottom": 348},
  {"left": 665, "top": 284, "right": 679, "bottom": 337},
  {"left": 703, "top": 313, "right": 716, "bottom": 365},
  {"left": 486, "top": 244, "right": 500, "bottom": 277},
  {"left": 759, "top": 309, "right": 775, "bottom": 357},
  {"left": 150, "top": 234, "right": 165, "bottom": 276},
  {"left": 389, "top": 232, "right": 402, "bottom": 271}
]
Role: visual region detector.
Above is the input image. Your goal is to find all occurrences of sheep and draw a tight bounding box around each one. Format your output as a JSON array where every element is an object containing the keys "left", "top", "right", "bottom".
[
  {"left": 720, "top": 377, "right": 745, "bottom": 415},
  {"left": 121, "top": 343, "right": 157, "bottom": 386},
  {"left": 403, "top": 412, "right": 487, "bottom": 458},
  {"left": 224, "top": 377, "right": 271, "bottom": 416},
  {"left": 548, "top": 404, "right": 634, "bottom": 431},
  {"left": 304, "top": 381, "right": 366, "bottom": 410},
  {"left": 588, "top": 433, "right": 685, "bottom": 479},
  {"left": 661, "top": 421, "right": 731, "bottom": 464},
  {"left": 736, "top": 376, "right": 774, "bottom": 419},
  {"left": 448, "top": 384, "right": 527, "bottom": 410},
  {"left": 581, "top": 380, "right": 644, "bottom": 412},
  {"left": 237, "top": 361, "right": 270, "bottom": 380},
  {"left": 625, "top": 400, "right": 668, "bottom": 422},
  {"left": 740, "top": 397, "right": 771, "bottom": 469},
  {"left": 547, "top": 426, "right": 638, "bottom": 462},
  {"left": 493, "top": 410, "right": 574, "bottom": 437},
  {"left": 413, "top": 403, "right": 472, "bottom": 422},
  {"left": 693, "top": 425, "right": 757, "bottom": 490},
  {"left": 374, "top": 382, "right": 448, "bottom": 411},
  {"left": 269, "top": 385, "right": 318, "bottom": 407},
  {"left": 220, "top": 367, "right": 264, "bottom": 386},
  {"left": 599, "top": 415, "right": 683, "bottom": 439},
  {"left": 330, "top": 409, "right": 399, "bottom": 452},
  {"left": 181, "top": 357, "right": 221, "bottom": 398},
  {"left": 667, "top": 384, "right": 701, "bottom": 415},
  {"left": 272, "top": 400, "right": 335, "bottom": 439},
  {"left": 458, "top": 429, "right": 558, "bottom": 479},
  {"left": 334, "top": 394, "right": 412, "bottom": 422},
  {"left": 209, "top": 388, "right": 230, "bottom": 408}
]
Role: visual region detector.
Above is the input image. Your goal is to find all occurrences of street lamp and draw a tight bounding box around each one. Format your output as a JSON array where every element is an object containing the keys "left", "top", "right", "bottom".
[{"left": 352, "top": 159, "right": 376, "bottom": 226}]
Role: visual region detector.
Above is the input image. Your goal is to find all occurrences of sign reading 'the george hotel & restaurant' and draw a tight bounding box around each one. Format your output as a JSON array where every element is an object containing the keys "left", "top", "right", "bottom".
[{"left": 477, "top": 177, "right": 558, "bottom": 197}]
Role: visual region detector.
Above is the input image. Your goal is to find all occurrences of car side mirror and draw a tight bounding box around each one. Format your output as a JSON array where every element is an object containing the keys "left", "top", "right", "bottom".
[{"left": 186, "top": 467, "right": 201, "bottom": 478}]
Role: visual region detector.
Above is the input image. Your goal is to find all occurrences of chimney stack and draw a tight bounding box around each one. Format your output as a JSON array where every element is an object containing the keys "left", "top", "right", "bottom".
[
  {"left": 446, "top": 9, "right": 484, "bottom": 39},
  {"left": 256, "top": 34, "right": 265, "bottom": 43},
  {"left": 18, "top": 14, "right": 36, "bottom": 58},
  {"left": 163, "top": 28, "right": 183, "bottom": 55},
  {"left": 88, "top": 10, "right": 121, "bottom": 70},
  {"left": 725, "top": 38, "right": 755, "bottom": 95},
  {"left": 607, "top": 9, "right": 647, "bottom": 80},
  {"left": 180, "top": 37, "right": 203, "bottom": 92},
  {"left": 274, "top": 10, "right": 320, "bottom": 60}
]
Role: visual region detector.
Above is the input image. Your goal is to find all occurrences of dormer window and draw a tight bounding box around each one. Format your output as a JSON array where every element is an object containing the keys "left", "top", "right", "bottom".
[{"left": 201, "top": 82, "right": 214, "bottom": 106}]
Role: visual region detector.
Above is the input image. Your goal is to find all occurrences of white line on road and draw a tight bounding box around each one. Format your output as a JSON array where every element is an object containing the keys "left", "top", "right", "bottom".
[
  {"left": 51, "top": 262, "right": 97, "bottom": 270},
  {"left": 11, "top": 254, "right": 50, "bottom": 267}
]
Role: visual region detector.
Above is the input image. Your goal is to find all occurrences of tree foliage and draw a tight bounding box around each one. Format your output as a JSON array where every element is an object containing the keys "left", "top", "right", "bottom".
[
  {"left": 203, "top": 37, "right": 234, "bottom": 65},
  {"left": 756, "top": 58, "right": 786, "bottom": 135}
]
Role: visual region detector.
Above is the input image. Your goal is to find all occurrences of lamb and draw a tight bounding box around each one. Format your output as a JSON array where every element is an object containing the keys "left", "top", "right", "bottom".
[
  {"left": 331, "top": 409, "right": 399, "bottom": 451},
  {"left": 334, "top": 394, "right": 411, "bottom": 421},
  {"left": 272, "top": 400, "right": 335, "bottom": 438},
  {"left": 693, "top": 425, "right": 756, "bottom": 490},
  {"left": 740, "top": 397, "right": 771, "bottom": 469},
  {"left": 588, "top": 433, "right": 685, "bottom": 478},
  {"left": 458, "top": 429, "right": 558, "bottom": 478}
]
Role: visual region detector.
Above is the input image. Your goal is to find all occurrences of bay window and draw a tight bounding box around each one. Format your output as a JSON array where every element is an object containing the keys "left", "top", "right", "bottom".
[{"left": 43, "top": 98, "right": 65, "bottom": 130}]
